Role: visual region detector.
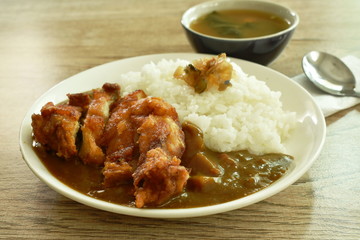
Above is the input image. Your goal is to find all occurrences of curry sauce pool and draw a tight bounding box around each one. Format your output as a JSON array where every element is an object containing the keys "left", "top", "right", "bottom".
[{"left": 33, "top": 122, "right": 293, "bottom": 208}]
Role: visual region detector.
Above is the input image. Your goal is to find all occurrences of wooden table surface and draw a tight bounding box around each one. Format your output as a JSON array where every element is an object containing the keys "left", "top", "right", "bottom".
[{"left": 1, "top": 0, "right": 359, "bottom": 239}]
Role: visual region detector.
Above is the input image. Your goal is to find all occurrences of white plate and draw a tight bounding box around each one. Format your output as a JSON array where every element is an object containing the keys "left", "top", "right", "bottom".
[{"left": 19, "top": 53, "right": 326, "bottom": 218}]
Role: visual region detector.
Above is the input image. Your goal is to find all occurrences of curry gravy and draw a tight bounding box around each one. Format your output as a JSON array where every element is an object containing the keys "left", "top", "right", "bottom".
[{"left": 33, "top": 122, "right": 293, "bottom": 208}]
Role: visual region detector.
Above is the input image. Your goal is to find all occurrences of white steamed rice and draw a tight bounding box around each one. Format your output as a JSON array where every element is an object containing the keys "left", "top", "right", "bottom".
[{"left": 118, "top": 58, "right": 297, "bottom": 155}]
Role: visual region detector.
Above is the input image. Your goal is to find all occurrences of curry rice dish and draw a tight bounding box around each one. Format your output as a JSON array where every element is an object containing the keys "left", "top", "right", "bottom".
[{"left": 31, "top": 54, "right": 297, "bottom": 208}]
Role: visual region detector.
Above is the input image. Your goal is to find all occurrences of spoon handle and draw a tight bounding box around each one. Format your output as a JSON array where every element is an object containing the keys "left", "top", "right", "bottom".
[
  {"left": 341, "top": 89, "right": 360, "bottom": 98},
  {"left": 345, "top": 90, "right": 360, "bottom": 98},
  {"left": 351, "top": 91, "right": 360, "bottom": 98}
]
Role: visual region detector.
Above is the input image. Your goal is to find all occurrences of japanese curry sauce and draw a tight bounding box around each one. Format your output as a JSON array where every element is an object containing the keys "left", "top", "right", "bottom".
[{"left": 34, "top": 121, "right": 293, "bottom": 209}]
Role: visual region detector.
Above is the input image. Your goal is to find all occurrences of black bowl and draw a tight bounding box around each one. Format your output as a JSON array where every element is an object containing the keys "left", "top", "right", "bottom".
[{"left": 181, "top": 0, "right": 299, "bottom": 65}]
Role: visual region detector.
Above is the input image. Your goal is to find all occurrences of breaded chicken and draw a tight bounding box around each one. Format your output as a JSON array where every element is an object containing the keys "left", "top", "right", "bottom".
[
  {"left": 31, "top": 102, "right": 82, "bottom": 159},
  {"left": 101, "top": 90, "right": 147, "bottom": 186},
  {"left": 77, "top": 83, "right": 120, "bottom": 165},
  {"left": 137, "top": 114, "right": 185, "bottom": 164},
  {"left": 101, "top": 161, "right": 134, "bottom": 187},
  {"left": 133, "top": 115, "right": 187, "bottom": 207},
  {"left": 133, "top": 148, "right": 189, "bottom": 208},
  {"left": 101, "top": 91, "right": 189, "bottom": 207},
  {"left": 130, "top": 97, "right": 179, "bottom": 125}
]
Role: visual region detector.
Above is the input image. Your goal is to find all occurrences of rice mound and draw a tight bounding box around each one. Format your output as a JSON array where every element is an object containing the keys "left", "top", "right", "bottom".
[{"left": 118, "top": 58, "right": 297, "bottom": 155}]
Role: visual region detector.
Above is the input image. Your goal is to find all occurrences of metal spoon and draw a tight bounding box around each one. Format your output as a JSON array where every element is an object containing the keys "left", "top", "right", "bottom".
[{"left": 302, "top": 51, "right": 360, "bottom": 97}]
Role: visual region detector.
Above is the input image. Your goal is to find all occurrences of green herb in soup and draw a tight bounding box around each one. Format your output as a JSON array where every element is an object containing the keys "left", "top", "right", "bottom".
[{"left": 190, "top": 9, "right": 290, "bottom": 38}]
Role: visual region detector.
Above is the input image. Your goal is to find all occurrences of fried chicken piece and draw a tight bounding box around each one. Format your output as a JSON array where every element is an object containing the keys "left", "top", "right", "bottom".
[
  {"left": 67, "top": 92, "right": 91, "bottom": 113},
  {"left": 174, "top": 53, "right": 233, "bottom": 93},
  {"left": 129, "top": 96, "right": 179, "bottom": 127},
  {"left": 101, "top": 92, "right": 189, "bottom": 207},
  {"left": 137, "top": 115, "right": 185, "bottom": 164},
  {"left": 101, "top": 90, "right": 147, "bottom": 186},
  {"left": 133, "top": 112, "right": 187, "bottom": 207},
  {"left": 133, "top": 115, "right": 187, "bottom": 207},
  {"left": 133, "top": 148, "right": 189, "bottom": 208},
  {"left": 101, "top": 161, "right": 134, "bottom": 187},
  {"left": 77, "top": 83, "right": 120, "bottom": 165},
  {"left": 31, "top": 102, "right": 82, "bottom": 159},
  {"left": 102, "top": 89, "right": 147, "bottom": 160}
]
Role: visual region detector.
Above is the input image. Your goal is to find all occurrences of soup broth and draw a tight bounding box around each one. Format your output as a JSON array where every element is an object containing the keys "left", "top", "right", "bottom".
[{"left": 190, "top": 9, "right": 290, "bottom": 38}]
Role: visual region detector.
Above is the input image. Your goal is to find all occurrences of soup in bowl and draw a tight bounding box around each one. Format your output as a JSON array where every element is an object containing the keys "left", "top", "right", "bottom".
[{"left": 181, "top": 0, "right": 299, "bottom": 65}]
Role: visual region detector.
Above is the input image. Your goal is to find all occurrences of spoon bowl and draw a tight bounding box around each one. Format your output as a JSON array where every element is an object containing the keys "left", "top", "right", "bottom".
[{"left": 302, "top": 51, "right": 360, "bottom": 97}]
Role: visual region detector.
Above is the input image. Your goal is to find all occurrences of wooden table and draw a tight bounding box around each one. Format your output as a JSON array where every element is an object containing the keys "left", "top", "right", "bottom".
[{"left": 1, "top": 0, "right": 359, "bottom": 239}]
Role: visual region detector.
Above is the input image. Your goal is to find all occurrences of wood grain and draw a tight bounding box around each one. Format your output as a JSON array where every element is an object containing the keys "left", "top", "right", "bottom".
[{"left": 1, "top": 0, "right": 359, "bottom": 239}]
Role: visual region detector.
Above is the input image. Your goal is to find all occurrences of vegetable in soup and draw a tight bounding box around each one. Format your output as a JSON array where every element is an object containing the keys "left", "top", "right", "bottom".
[{"left": 190, "top": 9, "right": 290, "bottom": 38}]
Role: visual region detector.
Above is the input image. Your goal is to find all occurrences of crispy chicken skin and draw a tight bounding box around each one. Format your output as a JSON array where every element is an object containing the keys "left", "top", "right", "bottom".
[
  {"left": 67, "top": 92, "right": 91, "bottom": 113},
  {"left": 134, "top": 115, "right": 187, "bottom": 207},
  {"left": 101, "top": 161, "right": 134, "bottom": 187},
  {"left": 77, "top": 83, "right": 120, "bottom": 165},
  {"left": 133, "top": 148, "right": 189, "bottom": 208},
  {"left": 130, "top": 97, "right": 179, "bottom": 125},
  {"left": 101, "top": 90, "right": 147, "bottom": 186},
  {"left": 137, "top": 114, "right": 185, "bottom": 164},
  {"left": 101, "top": 89, "right": 147, "bottom": 160},
  {"left": 101, "top": 92, "right": 189, "bottom": 207},
  {"left": 31, "top": 102, "right": 82, "bottom": 159}
]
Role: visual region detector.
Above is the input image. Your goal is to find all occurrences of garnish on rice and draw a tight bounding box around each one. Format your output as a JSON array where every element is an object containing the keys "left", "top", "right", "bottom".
[{"left": 173, "top": 53, "right": 232, "bottom": 93}]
